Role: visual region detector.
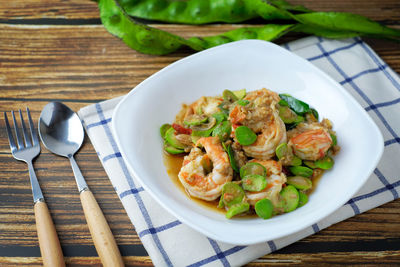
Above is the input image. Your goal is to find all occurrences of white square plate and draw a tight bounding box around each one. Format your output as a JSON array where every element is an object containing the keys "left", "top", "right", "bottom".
[{"left": 112, "top": 40, "right": 383, "bottom": 245}]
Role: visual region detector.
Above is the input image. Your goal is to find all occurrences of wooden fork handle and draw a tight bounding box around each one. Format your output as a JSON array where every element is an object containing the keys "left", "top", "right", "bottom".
[
  {"left": 80, "top": 190, "right": 124, "bottom": 267},
  {"left": 34, "top": 201, "right": 65, "bottom": 267}
]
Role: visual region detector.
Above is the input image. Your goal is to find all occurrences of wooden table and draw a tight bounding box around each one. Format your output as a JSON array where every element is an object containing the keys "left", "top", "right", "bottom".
[{"left": 1, "top": 1, "right": 399, "bottom": 266}]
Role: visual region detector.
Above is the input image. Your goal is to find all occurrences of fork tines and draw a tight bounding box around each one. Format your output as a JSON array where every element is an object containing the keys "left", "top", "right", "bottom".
[{"left": 4, "top": 108, "right": 38, "bottom": 151}]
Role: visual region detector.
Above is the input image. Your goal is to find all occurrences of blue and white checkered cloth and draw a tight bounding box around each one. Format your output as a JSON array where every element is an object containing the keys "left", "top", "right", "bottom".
[{"left": 78, "top": 36, "right": 400, "bottom": 267}]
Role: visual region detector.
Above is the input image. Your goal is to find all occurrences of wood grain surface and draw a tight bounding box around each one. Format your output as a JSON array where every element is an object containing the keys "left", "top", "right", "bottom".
[{"left": 0, "top": 0, "right": 399, "bottom": 266}]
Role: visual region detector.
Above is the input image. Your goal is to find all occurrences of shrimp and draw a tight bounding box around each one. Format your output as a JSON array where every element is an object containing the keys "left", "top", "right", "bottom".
[
  {"left": 188, "top": 96, "right": 222, "bottom": 117},
  {"left": 178, "top": 136, "right": 233, "bottom": 201},
  {"left": 229, "top": 89, "right": 287, "bottom": 160},
  {"left": 245, "top": 159, "right": 286, "bottom": 207},
  {"left": 288, "top": 123, "right": 332, "bottom": 161}
]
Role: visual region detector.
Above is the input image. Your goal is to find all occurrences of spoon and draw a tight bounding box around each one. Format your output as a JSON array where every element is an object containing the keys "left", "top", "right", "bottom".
[{"left": 39, "top": 102, "right": 124, "bottom": 267}]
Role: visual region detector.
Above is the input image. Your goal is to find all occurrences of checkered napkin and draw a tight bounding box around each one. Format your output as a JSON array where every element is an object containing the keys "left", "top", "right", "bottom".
[{"left": 78, "top": 36, "right": 400, "bottom": 267}]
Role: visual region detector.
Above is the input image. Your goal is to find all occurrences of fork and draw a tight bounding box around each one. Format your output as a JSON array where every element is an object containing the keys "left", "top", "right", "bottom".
[{"left": 4, "top": 108, "right": 65, "bottom": 267}]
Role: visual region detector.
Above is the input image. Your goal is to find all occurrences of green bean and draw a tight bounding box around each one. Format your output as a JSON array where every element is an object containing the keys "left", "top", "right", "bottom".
[
  {"left": 290, "top": 155, "right": 302, "bottom": 166},
  {"left": 233, "top": 89, "right": 246, "bottom": 99},
  {"left": 242, "top": 174, "right": 267, "bottom": 192},
  {"left": 304, "top": 160, "right": 317, "bottom": 169},
  {"left": 280, "top": 185, "right": 299, "bottom": 212},
  {"left": 255, "top": 198, "right": 273, "bottom": 219},
  {"left": 286, "top": 176, "right": 312, "bottom": 190},
  {"left": 298, "top": 191, "right": 308, "bottom": 208},
  {"left": 164, "top": 143, "right": 184, "bottom": 154},
  {"left": 275, "top": 142, "right": 288, "bottom": 160},
  {"left": 222, "top": 89, "right": 238, "bottom": 102},
  {"left": 289, "top": 166, "right": 313, "bottom": 178},
  {"left": 240, "top": 162, "right": 267, "bottom": 179},
  {"left": 184, "top": 114, "right": 208, "bottom": 126},
  {"left": 275, "top": 143, "right": 302, "bottom": 166},
  {"left": 219, "top": 182, "right": 245, "bottom": 208},
  {"left": 160, "top": 123, "right": 171, "bottom": 138},
  {"left": 191, "top": 116, "right": 217, "bottom": 131},
  {"left": 235, "top": 125, "right": 257, "bottom": 146},
  {"left": 226, "top": 202, "right": 250, "bottom": 219},
  {"left": 164, "top": 127, "right": 185, "bottom": 149},
  {"left": 315, "top": 156, "right": 334, "bottom": 170}
]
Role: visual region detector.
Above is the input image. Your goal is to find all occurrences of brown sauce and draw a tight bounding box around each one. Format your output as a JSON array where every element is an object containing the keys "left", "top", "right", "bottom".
[
  {"left": 307, "top": 169, "right": 324, "bottom": 195},
  {"left": 163, "top": 152, "right": 324, "bottom": 216}
]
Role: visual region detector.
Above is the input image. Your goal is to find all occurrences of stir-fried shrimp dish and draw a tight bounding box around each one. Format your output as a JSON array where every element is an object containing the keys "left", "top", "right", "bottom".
[{"left": 160, "top": 88, "right": 340, "bottom": 219}]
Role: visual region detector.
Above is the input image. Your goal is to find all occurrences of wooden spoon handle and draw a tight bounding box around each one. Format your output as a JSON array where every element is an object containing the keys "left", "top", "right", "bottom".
[
  {"left": 80, "top": 190, "right": 124, "bottom": 267},
  {"left": 34, "top": 201, "right": 65, "bottom": 267}
]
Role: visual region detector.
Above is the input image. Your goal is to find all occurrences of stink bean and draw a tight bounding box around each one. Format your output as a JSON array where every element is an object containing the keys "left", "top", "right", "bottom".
[
  {"left": 99, "top": 0, "right": 188, "bottom": 55},
  {"left": 121, "top": 0, "right": 292, "bottom": 25},
  {"left": 98, "top": 0, "right": 400, "bottom": 56},
  {"left": 188, "top": 24, "right": 294, "bottom": 49}
]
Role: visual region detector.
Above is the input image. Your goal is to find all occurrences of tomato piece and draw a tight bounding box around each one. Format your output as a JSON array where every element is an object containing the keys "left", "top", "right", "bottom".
[{"left": 172, "top": 123, "right": 192, "bottom": 135}]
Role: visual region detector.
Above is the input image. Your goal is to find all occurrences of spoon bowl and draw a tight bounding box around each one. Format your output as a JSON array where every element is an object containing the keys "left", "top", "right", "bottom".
[
  {"left": 38, "top": 101, "right": 124, "bottom": 266},
  {"left": 39, "top": 102, "right": 84, "bottom": 157}
]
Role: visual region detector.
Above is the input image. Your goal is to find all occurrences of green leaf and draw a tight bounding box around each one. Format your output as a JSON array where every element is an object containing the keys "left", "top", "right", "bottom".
[
  {"left": 279, "top": 94, "right": 310, "bottom": 115},
  {"left": 330, "top": 133, "right": 337, "bottom": 146},
  {"left": 237, "top": 99, "right": 250, "bottom": 106},
  {"left": 223, "top": 143, "right": 240, "bottom": 173},
  {"left": 212, "top": 121, "right": 232, "bottom": 141},
  {"left": 212, "top": 112, "right": 227, "bottom": 123}
]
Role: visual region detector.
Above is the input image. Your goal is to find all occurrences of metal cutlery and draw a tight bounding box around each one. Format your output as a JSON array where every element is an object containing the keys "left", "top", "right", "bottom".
[
  {"left": 4, "top": 108, "right": 65, "bottom": 267},
  {"left": 38, "top": 102, "right": 124, "bottom": 267}
]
